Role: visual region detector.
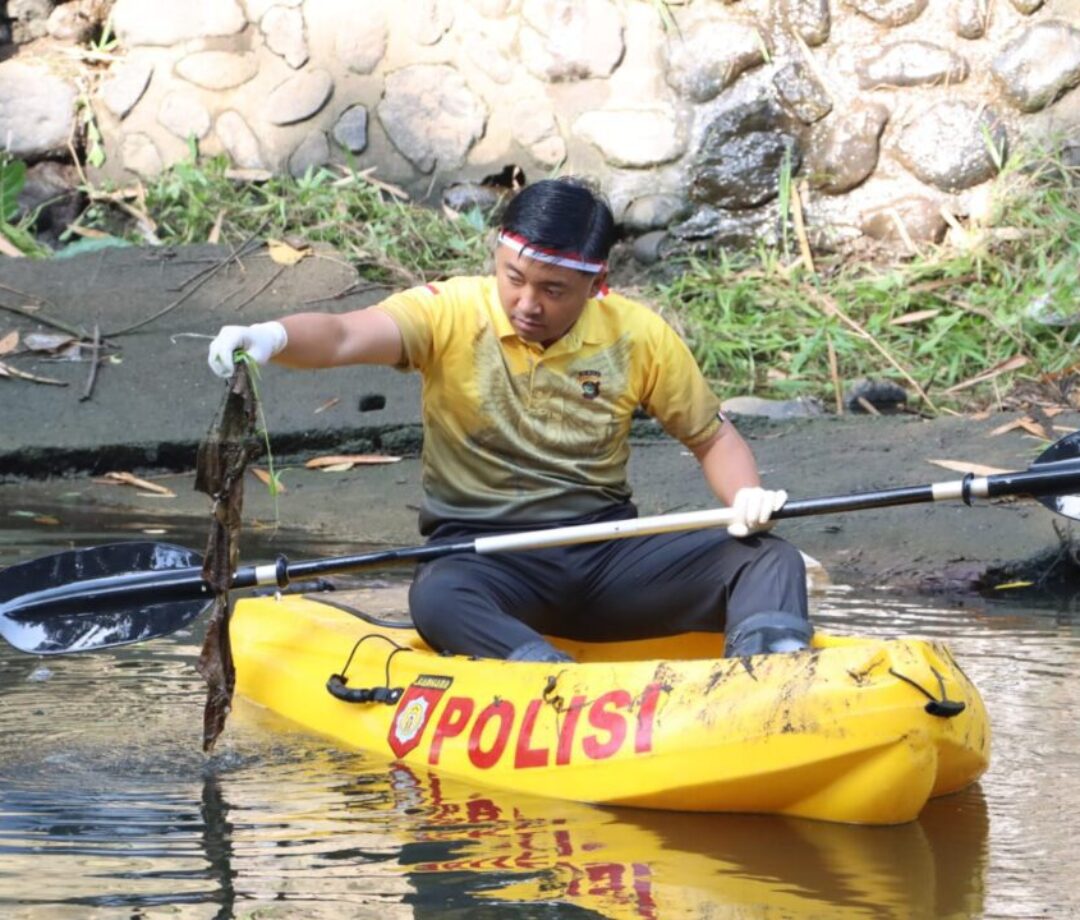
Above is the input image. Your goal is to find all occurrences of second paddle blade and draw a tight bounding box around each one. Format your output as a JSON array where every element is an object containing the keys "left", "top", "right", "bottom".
[{"left": 0, "top": 542, "right": 210, "bottom": 655}]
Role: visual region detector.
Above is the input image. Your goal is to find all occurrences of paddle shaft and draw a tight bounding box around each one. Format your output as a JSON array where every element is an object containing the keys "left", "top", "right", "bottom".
[{"left": 10, "top": 462, "right": 1080, "bottom": 624}]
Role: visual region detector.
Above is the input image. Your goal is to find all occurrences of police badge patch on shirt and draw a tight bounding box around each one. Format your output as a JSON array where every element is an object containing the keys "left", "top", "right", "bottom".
[{"left": 576, "top": 370, "right": 602, "bottom": 400}]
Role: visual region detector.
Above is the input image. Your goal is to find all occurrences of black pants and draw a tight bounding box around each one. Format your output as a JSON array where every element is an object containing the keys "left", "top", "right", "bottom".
[{"left": 409, "top": 503, "right": 808, "bottom": 659}]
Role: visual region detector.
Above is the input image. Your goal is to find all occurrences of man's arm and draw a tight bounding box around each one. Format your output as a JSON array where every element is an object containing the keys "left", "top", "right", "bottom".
[
  {"left": 691, "top": 420, "right": 787, "bottom": 538},
  {"left": 690, "top": 421, "right": 761, "bottom": 506},
  {"left": 277, "top": 307, "right": 403, "bottom": 368},
  {"left": 208, "top": 306, "right": 403, "bottom": 378}
]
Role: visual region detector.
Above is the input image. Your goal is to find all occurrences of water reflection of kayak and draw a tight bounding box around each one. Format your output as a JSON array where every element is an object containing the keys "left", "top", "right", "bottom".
[
  {"left": 385, "top": 765, "right": 988, "bottom": 920},
  {"left": 231, "top": 590, "right": 990, "bottom": 825}
]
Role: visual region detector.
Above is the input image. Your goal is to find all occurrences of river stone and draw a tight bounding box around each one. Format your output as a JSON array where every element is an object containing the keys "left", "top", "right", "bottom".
[
  {"left": 621, "top": 194, "right": 691, "bottom": 232},
  {"left": 288, "top": 131, "right": 330, "bottom": 178},
  {"left": 953, "top": 0, "right": 989, "bottom": 39},
  {"left": 8, "top": 0, "right": 54, "bottom": 42},
  {"left": 332, "top": 105, "right": 369, "bottom": 153},
  {"left": 377, "top": 65, "right": 486, "bottom": 172},
  {"left": 845, "top": 0, "right": 927, "bottom": 26},
  {"left": 332, "top": 6, "right": 388, "bottom": 75},
  {"left": 46, "top": 3, "right": 95, "bottom": 42},
  {"left": 722, "top": 395, "right": 825, "bottom": 419},
  {"left": 631, "top": 230, "right": 667, "bottom": 265},
  {"left": 465, "top": 29, "right": 515, "bottom": 83},
  {"left": 244, "top": 0, "right": 303, "bottom": 21},
  {"left": 266, "top": 69, "right": 334, "bottom": 126},
  {"left": 470, "top": 0, "right": 514, "bottom": 14},
  {"left": 573, "top": 109, "right": 686, "bottom": 168},
  {"left": 992, "top": 21, "right": 1080, "bottom": 114},
  {"left": 806, "top": 102, "right": 888, "bottom": 194},
  {"left": 670, "top": 204, "right": 775, "bottom": 247},
  {"left": 520, "top": 0, "right": 624, "bottom": 82},
  {"left": 442, "top": 182, "right": 507, "bottom": 215},
  {"left": 216, "top": 110, "right": 265, "bottom": 169},
  {"left": 120, "top": 132, "right": 164, "bottom": 178},
  {"left": 508, "top": 95, "right": 564, "bottom": 164},
  {"left": 527, "top": 136, "right": 564, "bottom": 166},
  {"left": 1009, "top": 0, "right": 1044, "bottom": 12},
  {"left": 101, "top": 60, "right": 153, "bottom": 120},
  {"left": 0, "top": 61, "right": 77, "bottom": 158},
  {"left": 777, "top": 0, "right": 830, "bottom": 47},
  {"left": 175, "top": 51, "right": 258, "bottom": 90},
  {"left": 691, "top": 100, "right": 801, "bottom": 209},
  {"left": 261, "top": 7, "right": 309, "bottom": 70},
  {"left": 157, "top": 92, "right": 211, "bottom": 140},
  {"left": 857, "top": 42, "right": 969, "bottom": 89},
  {"left": 861, "top": 196, "right": 946, "bottom": 245},
  {"left": 665, "top": 18, "right": 767, "bottom": 103},
  {"left": 112, "top": 0, "right": 245, "bottom": 46},
  {"left": 773, "top": 60, "right": 832, "bottom": 124},
  {"left": 895, "top": 102, "right": 1005, "bottom": 191},
  {"left": 409, "top": 0, "right": 454, "bottom": 45}
]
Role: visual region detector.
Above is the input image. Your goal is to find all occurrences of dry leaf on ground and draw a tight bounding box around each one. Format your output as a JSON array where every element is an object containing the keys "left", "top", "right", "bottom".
[
  {"left": 0, "top": 361, "right": 67, "bottom": 385},
  {"left": 926, "top": 459, "right": 1012, "bottom": 476},
  {"left": 989, "top": 416, "right": 1053, "bottom": 440},
  {"left": 305, "top": 454, "right": 402, "bottom": 471},
  {"left": 96, "top": 471, "right": 177, "bottom": 496},
  {"left": 267, "top": 238, "right": 311, "bottom": 265},
  {"left": 251, "top": 467, "right": 286, "bottom": 493},
  {"left": 0, "top": 331, "right": 17, "bottom": 355},
  {"left": 945, "top": 355, "right": 1029, "bottom": 393},
  {"left": 889, "top": 309, "right": 941, "bottom": 326}
]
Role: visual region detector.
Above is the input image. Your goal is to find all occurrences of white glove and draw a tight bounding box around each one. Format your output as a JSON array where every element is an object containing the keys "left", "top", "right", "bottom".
[
  {"left": 727, "top": 486, "right": 788, "bottom": 538},
  {"left": 208, "top": 322, "right": 288, "bottom": 379}
]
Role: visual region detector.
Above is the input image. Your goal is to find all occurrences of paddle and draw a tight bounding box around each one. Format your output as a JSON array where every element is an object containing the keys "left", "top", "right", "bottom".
[{"left": 3, "top": 431, "right": 1080, "bottom": 656}]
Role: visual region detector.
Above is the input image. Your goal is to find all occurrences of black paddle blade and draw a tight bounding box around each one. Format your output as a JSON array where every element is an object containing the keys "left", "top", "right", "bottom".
[
  {"left": 0, "top": 542, "right": 210, "bottom": 655},
  {"left": 1035, "top": 430, "right": 1080, "bottom": 520}
]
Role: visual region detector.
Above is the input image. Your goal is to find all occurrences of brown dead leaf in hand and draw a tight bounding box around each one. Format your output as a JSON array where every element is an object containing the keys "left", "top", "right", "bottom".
[
  {"left": 267, "top": 238, "right": 311, "bottom": 266},
  {"left": 305, "top": 454, "right": 402, "bottom": 471},
  {"left": 99, "top": 471, "right": 177, "bottom": 497},
  {"left": 194, "top": 362, "right": 263, "bottom": 752},
  {"left": 927, "top": 459, "right": 1012, "bottom": 476},
  {"left": 251, "top": 467, "right": 286, "bottom": 493}
]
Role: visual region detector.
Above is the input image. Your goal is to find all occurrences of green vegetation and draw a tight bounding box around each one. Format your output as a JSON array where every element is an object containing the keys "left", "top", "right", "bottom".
[
  {"left": 657, "top": 149, "right": 1079, "bottom": 412},
  {"left": 61, "top": 146, "right": 1080, "bottom": 413}
]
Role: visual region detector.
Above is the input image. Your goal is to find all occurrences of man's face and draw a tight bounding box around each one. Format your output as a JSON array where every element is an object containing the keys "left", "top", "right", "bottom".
[{"left": 494, "top": 245, "right": 606, "bottom": 347}]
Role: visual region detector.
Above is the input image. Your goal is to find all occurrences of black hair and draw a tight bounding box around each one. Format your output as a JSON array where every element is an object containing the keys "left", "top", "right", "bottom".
[{"left": 500, "top": 177, "right": 616, "bottom": 263}]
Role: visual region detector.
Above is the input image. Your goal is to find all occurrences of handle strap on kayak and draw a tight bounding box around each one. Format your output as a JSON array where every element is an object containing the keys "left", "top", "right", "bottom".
[{"left": 326, "top": 634, "right": 408, "bottom": 705}]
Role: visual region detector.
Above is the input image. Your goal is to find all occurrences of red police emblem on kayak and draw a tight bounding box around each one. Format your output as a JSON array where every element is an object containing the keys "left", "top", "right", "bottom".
[
  {"left": 577, "top": 370, "right": 602, "bottom": 400},
  {"left": 388, "top": 675, "right": 453, "bottom": 758}
]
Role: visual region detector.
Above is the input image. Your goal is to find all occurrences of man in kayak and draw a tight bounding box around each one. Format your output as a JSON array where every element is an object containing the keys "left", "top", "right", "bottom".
[{"left": 207, "top": 177, "right": 811, "bottom": 662}]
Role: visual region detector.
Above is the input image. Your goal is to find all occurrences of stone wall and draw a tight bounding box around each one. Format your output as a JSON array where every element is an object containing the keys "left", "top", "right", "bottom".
[{"left": 2, "top": 0, "right": 1079, "bottom": 255}]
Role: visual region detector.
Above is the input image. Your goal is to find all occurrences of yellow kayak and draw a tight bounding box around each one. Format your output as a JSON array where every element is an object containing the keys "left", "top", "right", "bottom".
[{"left": 230, "top": 590, "right": 989, "bottom": 825}]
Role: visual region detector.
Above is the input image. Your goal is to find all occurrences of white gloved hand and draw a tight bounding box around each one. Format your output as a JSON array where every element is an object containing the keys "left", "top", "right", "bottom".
[
  {"left": 727, "top": 486, "right": 788, "bottom": 538},
  {"left": 207, "top": 321, "right": 288, "bottom": 379}
]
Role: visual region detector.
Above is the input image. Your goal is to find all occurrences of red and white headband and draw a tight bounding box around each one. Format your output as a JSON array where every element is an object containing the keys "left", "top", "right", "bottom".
[{"left": 498, "top": 230, "right": 606, "bottom": 274}]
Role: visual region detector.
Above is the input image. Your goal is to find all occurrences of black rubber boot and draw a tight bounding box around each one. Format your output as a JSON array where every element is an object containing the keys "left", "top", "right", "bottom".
[
  {"left": 724, "top": 611, "right": 813, "bottom": 658},
  {"left": 506, "top": 639, "right": 575, "bottom": 663}
]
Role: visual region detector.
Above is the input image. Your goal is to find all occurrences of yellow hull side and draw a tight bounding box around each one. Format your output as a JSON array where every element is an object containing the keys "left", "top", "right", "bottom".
[{"left": 230, "top": 593, "right": 989, "bottom": 825}]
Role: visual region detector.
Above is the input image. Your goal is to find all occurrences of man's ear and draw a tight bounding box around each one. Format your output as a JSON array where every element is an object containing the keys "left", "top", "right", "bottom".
[{"left": 589, "top": 269, "right": 608, "bottom": 298}]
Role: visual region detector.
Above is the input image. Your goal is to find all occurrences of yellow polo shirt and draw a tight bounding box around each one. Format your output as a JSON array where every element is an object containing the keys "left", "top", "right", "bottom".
[{"left": 376, "top": 276, "right": 721, "bottom": 532}]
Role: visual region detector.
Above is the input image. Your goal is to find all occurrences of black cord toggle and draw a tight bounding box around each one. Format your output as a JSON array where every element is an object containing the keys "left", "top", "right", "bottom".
[
  {"left": 326, "top": 674, "right": 403, "bottom": 704},
  {"left": 888, "top": 666, "right": 966, "bottom": 718}
]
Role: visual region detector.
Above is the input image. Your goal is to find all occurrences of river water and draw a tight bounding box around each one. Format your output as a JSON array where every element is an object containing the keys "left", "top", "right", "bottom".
[{"left": 1, "top": 509, "right": 1078, "bottom": 919}]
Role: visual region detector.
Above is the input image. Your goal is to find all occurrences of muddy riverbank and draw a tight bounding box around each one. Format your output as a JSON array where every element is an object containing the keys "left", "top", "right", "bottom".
[{"left": 1, "top": 244, "right": 1076, "bottom": 592}]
